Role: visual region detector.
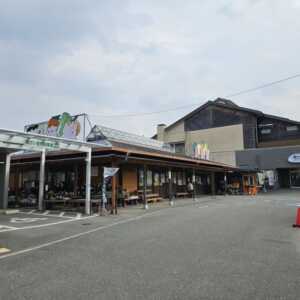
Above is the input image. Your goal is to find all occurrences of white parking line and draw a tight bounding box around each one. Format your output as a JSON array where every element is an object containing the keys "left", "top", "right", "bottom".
[
  {"left": 286, "top": 203, "right": 300, "bottom": 207},
  {"left": 0, "top": 210, "right": 163, "bottom": 260},
  {"left": 0, "top": 215, "right": 97, "bottom": 233},
  {"left": 0, "top": 225, "right": 18, "bottom": 232},
  {"left": 198, "top": 205, "right": 209, "bottom": 209},
  {"left": 18, "top": 211, "right": 76, "bottom": 219}
]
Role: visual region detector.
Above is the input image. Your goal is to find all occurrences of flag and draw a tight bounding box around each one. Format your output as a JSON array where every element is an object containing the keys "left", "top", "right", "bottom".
[{"left": 103, "top": 167, "right": 119, "bottom": 179}]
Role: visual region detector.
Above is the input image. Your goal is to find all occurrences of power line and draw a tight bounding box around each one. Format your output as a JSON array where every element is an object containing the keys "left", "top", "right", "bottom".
[
  {"left": 225, "top": 73, "right": 300, "bottom": 98},
  {"left": 89, "top": 73, "right": 300, "bottom": 119}
]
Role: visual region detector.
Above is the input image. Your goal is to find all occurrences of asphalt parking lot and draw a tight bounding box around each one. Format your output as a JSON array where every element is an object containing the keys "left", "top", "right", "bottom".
[{"left": 0, "top": 191, "right": 300, "bottom": 300}]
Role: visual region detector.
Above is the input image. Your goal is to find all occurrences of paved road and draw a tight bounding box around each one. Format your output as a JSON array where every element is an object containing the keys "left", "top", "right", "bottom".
[{"left": 0, "top": 193, "right": 300, "bottom": 300}]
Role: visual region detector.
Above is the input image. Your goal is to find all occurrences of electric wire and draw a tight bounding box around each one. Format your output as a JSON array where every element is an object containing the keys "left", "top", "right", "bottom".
[{"left": 89, "top": 73, "right": 300, "bottom": 119}]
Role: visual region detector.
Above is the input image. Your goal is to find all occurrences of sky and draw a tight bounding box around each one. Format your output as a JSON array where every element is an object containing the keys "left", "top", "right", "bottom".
[{"left": 1, "top": 0, "right": 300, "bottom": 137}]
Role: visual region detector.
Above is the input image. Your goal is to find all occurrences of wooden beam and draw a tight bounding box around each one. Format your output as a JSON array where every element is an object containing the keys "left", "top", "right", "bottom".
[{"left": 143, "top": 164, "right": 148, "bottom": 209}]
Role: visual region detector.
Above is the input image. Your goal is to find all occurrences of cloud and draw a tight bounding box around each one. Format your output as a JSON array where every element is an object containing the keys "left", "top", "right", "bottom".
[{"left": 1, "top": 0, "right": 300, "bottom": 137}]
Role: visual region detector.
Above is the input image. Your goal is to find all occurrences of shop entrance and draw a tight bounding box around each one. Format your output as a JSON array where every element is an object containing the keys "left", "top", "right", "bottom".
[{"left": 290, "top": 169, "right": 300, "bottom": 188}]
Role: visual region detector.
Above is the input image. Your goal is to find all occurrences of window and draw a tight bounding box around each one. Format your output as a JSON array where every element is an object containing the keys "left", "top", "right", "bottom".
[
  {"left": 160, "top": 173, "right": 166, "bottom": 185},
  {"left": 258, "top": 123, "right": 273, "bottom": 128},
  {"left": 286, "top": 125, "right": 298, "bottom": 132},
  {"left": 154, "top": 173, "right": 160, "bottom": 187},
  {"left": 172, "top": 143, "right": 185, "bottom": 154},
  {"left": 138, "top": 169, "right": 144, "bottom": 187},
  {"left": 260, "top": 128, "right": 271, "bottom": 134},
  {"left": 91, "top": 166, "right": 99, "bottom": 177},
  {"left": 177, "top": 172, "right": 183, "bottom": 186},
  {"left": 147, "top": 170, "right": 153, "bottom": 187},
  {"left": 138, "top": 169, "right": 153, "bottom": 187}
]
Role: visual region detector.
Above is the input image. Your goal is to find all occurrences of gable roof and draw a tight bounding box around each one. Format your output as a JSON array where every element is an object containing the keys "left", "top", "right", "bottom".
[
  {"left": 162, "top": 98, "right": 300, "bottom": 132},
  {"left": 87, "top": 125, "right": 174, "bottom": 153}
]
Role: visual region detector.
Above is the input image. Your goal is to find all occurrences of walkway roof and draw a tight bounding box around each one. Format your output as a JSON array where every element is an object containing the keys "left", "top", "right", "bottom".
[{"left": 0, "top": 128, "right": 102, "bottom": 154}]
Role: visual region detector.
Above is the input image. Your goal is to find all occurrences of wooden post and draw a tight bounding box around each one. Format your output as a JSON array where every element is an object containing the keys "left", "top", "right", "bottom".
[
  {"left": 143, "top": 164, "right": 148, "bottom": 210},
  {"left": 111, "top": 163, "right": 118, "bottom": 215},
  {"left": 38, "top": 150, "right": 46, "bottom": 211},
  {"left": 111, "top": 162, "right": 119, "bottom": 215},
  {"left": 168, "top": 168, "right": 174, "bottom": 206},
  {"left": 224, "top": 172, "right": 227, "bottom": 195},
  {"left": 192, "top": 168, "right": 196, "bottom": 200},
  {"left": 85, "top": 149, "right": 92, "bottom": 215}
]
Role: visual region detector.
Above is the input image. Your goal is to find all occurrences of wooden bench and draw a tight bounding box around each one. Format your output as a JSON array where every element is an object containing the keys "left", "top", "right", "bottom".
[
  {"left": 141, "top": 193, "right": 162, "bottom": 203},
  {"left": 124, "top": 195, "right": 139, "bottom": 205},
  {"left": 147, "top": 197, "right": 162, "bottom": 203}
]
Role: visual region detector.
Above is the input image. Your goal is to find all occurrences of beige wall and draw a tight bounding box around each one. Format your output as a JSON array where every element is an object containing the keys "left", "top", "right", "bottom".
[
  {"left": 210, "top": 151, "right": 237, "bottom": 167},
  {"left": 185, "top": 124, "right": 245, "bottom": 166},
  {"left": 163, "top": 121, "right": 185, "bottom": 143},
  {"left": 157, "top": 122, "right": 244, "bottom": 166}
]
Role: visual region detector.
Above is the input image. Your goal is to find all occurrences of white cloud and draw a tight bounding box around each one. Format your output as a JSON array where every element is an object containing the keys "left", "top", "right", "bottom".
[{"left": 0, "top": 0, "right": 300, "bottom": 137}]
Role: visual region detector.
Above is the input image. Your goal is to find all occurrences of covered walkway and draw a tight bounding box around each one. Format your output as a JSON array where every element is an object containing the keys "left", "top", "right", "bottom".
[{"left": 0, "top": 128, "right": 95, "bottom": 215}]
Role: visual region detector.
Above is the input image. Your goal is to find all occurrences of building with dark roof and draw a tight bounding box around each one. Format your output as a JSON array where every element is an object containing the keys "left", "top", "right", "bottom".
[{"left": 154, "top": 98, "right": 300, "bottom": 188}]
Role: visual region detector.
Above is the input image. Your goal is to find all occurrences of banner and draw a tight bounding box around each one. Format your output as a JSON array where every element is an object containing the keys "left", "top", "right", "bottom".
[
  {"left": 102, "top": 167, "right": 119, "bottom": 206},
  {"left": 25, "top": 112, "right": 81, "bottom": 140},
  {"left": 192, "top": 143, "right": 210, "bottom": 160},
  {"left": 103, "top": 167, "right": 119, "bottom": 179}
]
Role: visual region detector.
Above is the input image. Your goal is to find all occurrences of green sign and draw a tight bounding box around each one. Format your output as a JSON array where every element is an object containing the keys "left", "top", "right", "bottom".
[{"left": 26, "top": 139, "right": 60, "bottom": 150}]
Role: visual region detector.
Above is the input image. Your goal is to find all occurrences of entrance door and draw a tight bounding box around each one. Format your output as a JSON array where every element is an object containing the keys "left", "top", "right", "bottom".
[{"left": 290, "top": 169, "right": 300, "bottom": 188}]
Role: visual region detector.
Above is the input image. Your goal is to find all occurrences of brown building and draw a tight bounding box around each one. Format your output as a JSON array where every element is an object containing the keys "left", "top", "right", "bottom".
[
  {"left": 154, "top": 98, "right": 300, "bottom": 188},
  {"left": 1, "top": 126, "right": 235, "bottom": 214}
]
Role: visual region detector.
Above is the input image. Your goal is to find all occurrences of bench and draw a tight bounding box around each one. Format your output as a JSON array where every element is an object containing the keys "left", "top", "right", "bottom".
[
  {"left": 147, "top": 197, "right": 162, "bottom": 203},
  {"left": 141, "top": 193, "right": 162, "bottom": 203},
  {"left": 124, "top": 195, "right": 139, "bottom": 205}
]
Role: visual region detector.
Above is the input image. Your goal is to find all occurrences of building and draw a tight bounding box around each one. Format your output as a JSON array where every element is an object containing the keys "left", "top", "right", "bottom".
[
  {"left": 154, "top": 98, "right": 300, "bottom": 188},
  {"left": 0, "top": 124, "right": 235, "bottom": 214}
]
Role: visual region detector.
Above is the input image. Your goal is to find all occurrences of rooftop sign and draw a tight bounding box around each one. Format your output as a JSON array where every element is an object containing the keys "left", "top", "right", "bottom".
[{"left": 25, "top": 113, "right": 82, "bottom": 140}]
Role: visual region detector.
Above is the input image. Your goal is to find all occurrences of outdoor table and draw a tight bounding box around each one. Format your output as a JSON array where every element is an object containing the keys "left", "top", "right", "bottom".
[
  {"left": 141, "top": 193, "right": 162, "bottom": 203},
  {"left": 44, "top": 198, "right": 71, "bottom": 209},
  {"left": 124, "top": 195, "right": 140, "bottom": 206}
]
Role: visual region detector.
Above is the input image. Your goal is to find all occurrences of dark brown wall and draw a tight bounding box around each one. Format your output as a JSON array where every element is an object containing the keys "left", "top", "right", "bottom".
[
  {"left": 258, "top": 117, "right": 300, "bottom": 144},
  {"left": 184, "top": 105, "right": 257, "bottom": 149}
]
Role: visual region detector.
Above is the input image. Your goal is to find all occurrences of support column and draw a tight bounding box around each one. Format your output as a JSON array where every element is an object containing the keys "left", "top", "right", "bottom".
[
  {"left": 143, "top": 165, "right": 149, "bottom": 210},
  {"left": 168, "top": 169, "right": 174, "bottom": 206},
  {"left": 224, "top": 172, "right": 228, "bottom": 195},
  {"left": 0, "top": 154, "right": 11, "bottom": 210},
  {"left": 211, "top": 172, "right": 216, "bottom": 196},
  {"left": 38, "top": 149, "right": 46, "bottom": 211},
  {"left": 85, "top": 149, "right": 92, "bottom": 215},
  {"left": 0, "top": 157, "right": 5, "bottom": 209},
  {"left": 192, "top": 168, "right": 196, "bottom": 201},
  {"left": 111, "top": 163, "right": 118, "bottom": 215}
]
